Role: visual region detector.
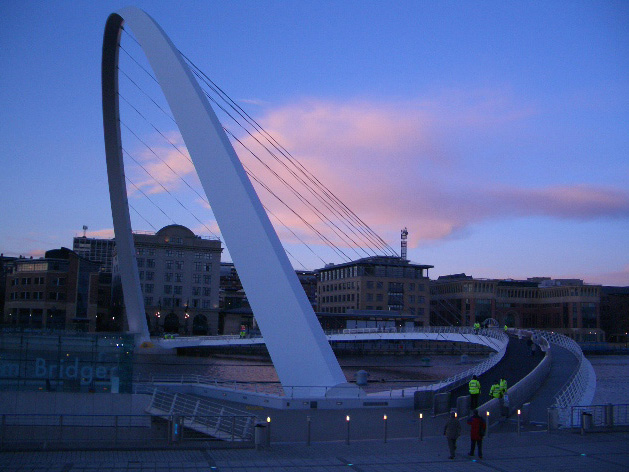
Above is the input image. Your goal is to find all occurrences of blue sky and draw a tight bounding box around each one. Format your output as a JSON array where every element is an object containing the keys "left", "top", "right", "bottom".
[{"left": 1, "top": 1, "right": 628, "bottom": 285}]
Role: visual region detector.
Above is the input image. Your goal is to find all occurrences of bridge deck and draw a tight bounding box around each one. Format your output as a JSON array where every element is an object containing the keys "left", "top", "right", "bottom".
[{"left": 447, "top": 334, "right": 542, "bottom": 408}]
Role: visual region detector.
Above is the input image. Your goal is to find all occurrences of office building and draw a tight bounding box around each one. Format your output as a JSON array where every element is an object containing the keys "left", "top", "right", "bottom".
[
  {"left": 430, "top": 274, "right": 603, "bottom": 341},
  {"left": 315, "top": 256, "right": 433, "bottom": 327},
  {"left": 73, "top": 236, "right": 116, "bottom": 273},
  {"left": 112, "top": 224, "right": 222, "bottom": 335},
  {"left": 3, "top": 248, "right": 101, "bottom": 331}
]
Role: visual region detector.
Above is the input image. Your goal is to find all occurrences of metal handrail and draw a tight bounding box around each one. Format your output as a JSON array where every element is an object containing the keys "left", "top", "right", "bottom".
[{"left": 146, "top": 389, "right": 257, "bottom": 440}]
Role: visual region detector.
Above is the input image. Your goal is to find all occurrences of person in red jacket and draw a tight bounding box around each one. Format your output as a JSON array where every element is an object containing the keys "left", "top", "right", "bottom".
[{"left": 467, "top": 409, "right": 486, "bottom": 459}]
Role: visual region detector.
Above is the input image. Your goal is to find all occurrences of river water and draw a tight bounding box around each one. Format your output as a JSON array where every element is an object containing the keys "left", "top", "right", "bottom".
[
  {"left": 588, "top": 355, "right": 629, "bottom": 405},
  {"left": 136, "top": 352, "right": 629, "bottom": 402},
  {"left": 134, "top": 352, "right": 486, "bottom": 394}
]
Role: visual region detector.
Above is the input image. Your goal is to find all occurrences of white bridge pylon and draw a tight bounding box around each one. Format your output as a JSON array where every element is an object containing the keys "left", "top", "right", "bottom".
[{"left": 102, "top": 7, "right": 348, "bottom": 395}]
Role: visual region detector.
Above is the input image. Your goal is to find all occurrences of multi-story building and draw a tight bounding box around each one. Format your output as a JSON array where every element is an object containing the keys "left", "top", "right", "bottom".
[
  {"left": 3, "top": 248, "right": 101, "bottom": 331},
  {"left": 600, "top": 286, "right": 629, "bottom": 342},
  {"left": 0, "top": 254, "right": 17, "bottom": 319},
  {"left": 218, "top": 264, "right": 320, "bottom": 334},
  {"left": 73, "top": 236, "right": 116, "bottom": 273},
  {"left": 315, "top": 256, "right": 433, "bottom": 326},
  {"left": 430, "top": 274, "right": 603, "bottom": 340},
  {"left": 112, "top": 224, "right": 222, "bottom": 335}
]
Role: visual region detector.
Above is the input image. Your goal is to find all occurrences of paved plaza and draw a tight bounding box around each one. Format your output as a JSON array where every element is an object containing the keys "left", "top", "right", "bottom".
[{"left": 1, "top": 429, "right": 628, "bottom": 472}]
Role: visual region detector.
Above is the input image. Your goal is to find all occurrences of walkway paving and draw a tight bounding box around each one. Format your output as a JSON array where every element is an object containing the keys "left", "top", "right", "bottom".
[
  {"left": 1, "top": 430, "right": 627, "bottom": 471},
  {"left": 448, "top": 334, "right": 542, "bottom": 408},
  {"left": 524, "top": 343, "right": 578, "bottom": 423}
]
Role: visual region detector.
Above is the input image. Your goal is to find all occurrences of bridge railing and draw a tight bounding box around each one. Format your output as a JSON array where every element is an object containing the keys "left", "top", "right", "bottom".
[
  {"left": 569, "top": 403, "right": 629, "bottom": 429},
  {"left": 134, "top": 374, "right": 285, "bottom": 395},
  {"left": 424, "top": 330, "right": 509, "bottom": 393},
  {"left": 142, "top": 327, "right": 509, "bottom": 398},
  {"left": 532, "top": 330, "right": 596, "bottom": 427},
  {"left": 146, "top": 389, "right": 257, "bottom": 440},
  {"left": 0, "top": 411, "right": 256, "bottom": 450}
]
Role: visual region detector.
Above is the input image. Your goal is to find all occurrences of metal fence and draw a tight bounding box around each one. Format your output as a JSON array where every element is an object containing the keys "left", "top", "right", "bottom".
[
  {"left": 549, "top": 403, "right": 629, "bottom": 430},
  {"left": 0, "top": 412, "right": 257, "bottom": 450}
]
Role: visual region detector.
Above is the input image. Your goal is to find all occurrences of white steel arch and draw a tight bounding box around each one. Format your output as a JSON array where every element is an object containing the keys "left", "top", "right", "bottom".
[{"left": 101, "top": 7, "right": 349, "bottom": 394}]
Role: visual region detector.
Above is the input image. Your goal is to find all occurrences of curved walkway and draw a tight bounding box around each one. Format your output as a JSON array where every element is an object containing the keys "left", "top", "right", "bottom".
[
  {"left": 524, "top": 343, "right": 578, "bottom": 423},
  {"left": 447, "top": 334, "right": 542, "bottom": 408}
]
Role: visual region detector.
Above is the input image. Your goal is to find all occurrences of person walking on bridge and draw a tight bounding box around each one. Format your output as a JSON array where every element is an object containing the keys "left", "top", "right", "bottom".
[
  {"left": 489, "top": 382, "right": 502, "bottom": 399},
  {"left": 467, "top": 409, "right": 486, "bottom": 459},
  {"left": 499, "top": 378, "right": 508, "bottom": 397},
  {"left": 469, "top": 375, "right": 481, "bottom": 409},
  {"left": 443, "top": 411, "right": 461, "bottom": 459}
]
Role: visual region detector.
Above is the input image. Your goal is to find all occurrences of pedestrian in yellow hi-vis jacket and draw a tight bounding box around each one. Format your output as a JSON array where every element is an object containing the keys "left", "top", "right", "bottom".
[
  {"left": 490, "top": 383, "right": 502, "bottom": 399},
  {"left": 469, "top": 375, "right": 481, "bottom": 409},
  {"left": 499, "top": 378, "right": 508, "bottom": 397}
]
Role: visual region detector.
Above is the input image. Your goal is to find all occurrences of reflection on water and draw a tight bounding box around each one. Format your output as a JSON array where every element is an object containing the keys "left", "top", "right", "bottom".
[
  {"left": 589, "top": 355, "right": 629, "bottom": 404},
  {"left": 134, "top": 352, "right": 629, "bottom": 399},
  {"left": 134, "top": 352, "right": 484, "bottom": 393}
]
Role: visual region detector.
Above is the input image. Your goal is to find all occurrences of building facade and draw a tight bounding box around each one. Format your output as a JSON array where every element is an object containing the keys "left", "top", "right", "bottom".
[
  {"left": 3, "top": 248, "right": 101, "bottom": 331},
  {"left": 0, "top": 255, "right": 17, "bottom": 318},
  {"left": 600, "top": 286, "right": 629, "bottom": 342},
  {"left": 315, "top": 256, "right": 433, "bottom": 326},
  {"left": 430, "top": 274, "right": 603, "bottom": 340},
  {"left": 112, "top": 225, "right": 222, "bottom": 336},
  {"left": 73, "top": 236, "right": 116, "bottom": 273}
]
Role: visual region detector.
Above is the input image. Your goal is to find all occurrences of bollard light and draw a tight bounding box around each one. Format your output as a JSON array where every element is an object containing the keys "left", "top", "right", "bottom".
[
  {"left": 346, "top": 415, "right": 350, "bottom": 422},
  {"left": 419, "top": 413, "right": 423, "bottom": 419},
  {"left": 383, "top": 415, "right": 388, "bottom": 443},
  {"left": 267, "top": 417, "right": 271, "bottom": 423},
  {"left": 454, "top": 412, "right": 458, "bottom": 418},
  {"left": 346, "top": 415, "right": 351, "bottom": 444},
  {"left": 517, "top": 409, "right": 521, "bottom": 436}
]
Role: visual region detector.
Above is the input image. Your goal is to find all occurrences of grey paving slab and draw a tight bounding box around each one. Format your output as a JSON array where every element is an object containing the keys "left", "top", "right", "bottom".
[{"left": 1, "top": 431, "right": 628, "bottom": 472}]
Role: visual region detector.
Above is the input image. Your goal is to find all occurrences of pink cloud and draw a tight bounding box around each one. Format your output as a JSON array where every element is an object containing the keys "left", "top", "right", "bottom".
[
  {"left": 26, "top": 249, "right": 46, "bottom": 258},
  {"left": 491, "top": 185, "right": 629, "bottom": 219},
  {"left": 574, "top": 265, "right": 629, "bottom": 287},
  {"left": 86, "top": 228, "right": 115, "bottom": 239},
  {"left": 227, "top": 96, "right": 628, "bottom": 250},
  {"left": 116, "top": 92, "right": 628, "bottom": 258}
]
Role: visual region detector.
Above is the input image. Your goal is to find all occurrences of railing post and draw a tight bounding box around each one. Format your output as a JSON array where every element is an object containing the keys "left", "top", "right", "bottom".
[
  {"left": 170, "top": 393, "right": 177, "bottom": 414},
  {"left": 606, "top": 403, "right": 614, "bottom": 430},
  {"left": 1, "top": 414, "right": 4, "bottom": 450},
  {"left": 59, "top": 415, "right": 63, "bottom": 443},
  {"left": 114, "top": 415, "right": 118, "bottom": 446},
  {"left": 570, "top": 406, "right": 574, "bottom": 429},
  {"left": 231, "top": 415, "right": 235, "bottom": 442},
  {"left": 306, "top": 416, "right": 311, "bottom": 446}
]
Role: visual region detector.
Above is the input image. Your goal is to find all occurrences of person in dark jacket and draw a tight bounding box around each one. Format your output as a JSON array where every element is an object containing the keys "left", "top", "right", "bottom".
[
  {"left": 467, "top": 409, "right": 486, "bottom": 459},
  {"left": 443, "top": 411, "right": 461, "bottom": 459}
]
